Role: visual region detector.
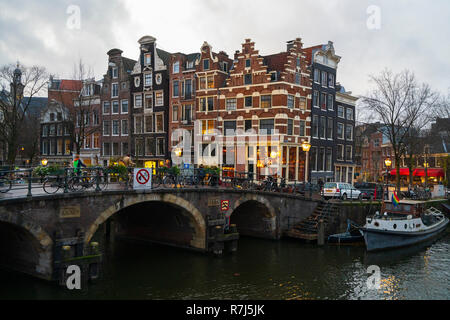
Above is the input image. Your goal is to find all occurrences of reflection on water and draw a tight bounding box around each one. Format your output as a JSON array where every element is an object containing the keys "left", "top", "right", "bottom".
[{"left": 0, "top": 230, "right": 448, "bottom": 300}]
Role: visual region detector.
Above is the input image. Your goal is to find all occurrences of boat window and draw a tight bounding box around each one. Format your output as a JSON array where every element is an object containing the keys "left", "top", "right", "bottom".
[
  {"left": 393, "top": 224, "right": 397, "bottom": 229},
  {"left": 404, "top": 224, "right": 407, "bottom": 229}
]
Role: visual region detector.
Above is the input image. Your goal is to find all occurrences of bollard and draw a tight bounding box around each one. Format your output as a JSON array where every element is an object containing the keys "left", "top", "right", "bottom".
[
  {"left": 318, "top": 219, "right": 325, "bottom": 246},
  {"left": 90, "top": 242, "right": 99, "bottom": 255},
  {"left": 62, "top": 245, "right": 72, "bottom": 260}
]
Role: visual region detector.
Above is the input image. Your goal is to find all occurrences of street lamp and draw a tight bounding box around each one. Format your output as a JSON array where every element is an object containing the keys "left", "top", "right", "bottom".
[
  {"left": 301, "top": 141, "right": 311, "bottom": 183},
  {"left": 41, "top": 159, "right": 48, "bottom": 166},
  {"left": 174, "top": 148, "right": 182, "bottom": 157},
  {"left": 384, "top": 158, "right": 391, "bottom": 200}
]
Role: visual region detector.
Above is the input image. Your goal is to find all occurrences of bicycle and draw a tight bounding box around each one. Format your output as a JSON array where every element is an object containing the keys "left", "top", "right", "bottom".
[
  {"left": 0, "top": 174, "right": 12, "bottom": 193},
  {"left": 71, "top": 169, "right": 108, "bottom": 192}
]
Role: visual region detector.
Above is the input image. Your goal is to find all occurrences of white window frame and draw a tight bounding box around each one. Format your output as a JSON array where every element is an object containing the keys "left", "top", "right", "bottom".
[
  {"left": 337, "top": 122, "right": 344, "bottom": 140},
  {"left": 134, "top": 94, "right": 142, "bottom": 108},
  {"left": 144, "top": 72, "right": 152, "bottom": 87},
  {"left": 112, "top": 67, "right": 118, "bottom": 79},
  {"left": 121, "top": 119, "right": 128, "bottom": 136},
  {"left": 112, "top": 100, "right": 119, "bottom": 114},
  {"left": 144, "top": 53, "right": 151, "bottom": 66},
  {"left": 173, "top": 61, "right": 180, "bottom": 74},
  {"left": 112, "top": 119, "right": 119, "bottom": 136},
  {"left": 155, "top": 112, "right": 164, "bottom": 133},
  {"left": 155, "top": 91, "right": 164, "bottom": 106},
  {"left": 121, "top": 99, "right": 128, "bottom": 114},
  {"left": 111, "top": 83, "right": 119, "bottom": 98}
]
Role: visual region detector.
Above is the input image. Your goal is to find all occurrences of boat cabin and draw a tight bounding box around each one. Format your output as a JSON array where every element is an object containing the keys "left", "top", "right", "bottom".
[{"left": 380, "top": 200, "right": 426, "bottom": 218}]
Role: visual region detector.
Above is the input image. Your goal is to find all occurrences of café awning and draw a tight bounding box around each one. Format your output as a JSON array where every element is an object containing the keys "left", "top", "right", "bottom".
[
  {"left": 413, "top": 168, "right": 444, "bottom": 177},
  {"left": 389, "top": 168, "right": 411, "bottom": 176},
  {"left": 390, "top": 168, "right": 444, "bottom": 177}
]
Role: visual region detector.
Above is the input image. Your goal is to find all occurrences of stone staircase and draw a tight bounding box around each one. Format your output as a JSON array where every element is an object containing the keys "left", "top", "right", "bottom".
[{"left": 286, "top": 200, "right": 339, "bottom": 241}]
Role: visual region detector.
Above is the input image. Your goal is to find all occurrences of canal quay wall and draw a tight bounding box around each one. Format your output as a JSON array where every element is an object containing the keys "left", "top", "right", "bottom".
[{"left": 0, "top": 189, "right": 447, "bottom": 285}]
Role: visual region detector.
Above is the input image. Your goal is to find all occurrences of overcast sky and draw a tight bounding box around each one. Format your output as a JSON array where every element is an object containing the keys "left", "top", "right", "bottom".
[{"left": 1, "top": 0, "right": 449, "bottom": 97}]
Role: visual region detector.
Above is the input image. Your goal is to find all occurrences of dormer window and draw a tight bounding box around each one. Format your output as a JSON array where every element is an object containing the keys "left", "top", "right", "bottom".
[
  {"left": 144, "top": 53, "right": 151, "bottom": 66},
  {"left": 221, "top": 62, "right": 228, "bottom": 73},
  {"left": 186, "top": 61, "right": 194, "bottom": 69},
  {"left": 173, "top": 61, "right": 180, "bottom": 74},
  {"left": 112, "top": 67, "right": 118, "bottom": 79},
  {"left": 203, "top": 59, "right": 209, "bottom": 71},
  {"left": 50, "top": 113, "right": 55, "bottom": 122}
]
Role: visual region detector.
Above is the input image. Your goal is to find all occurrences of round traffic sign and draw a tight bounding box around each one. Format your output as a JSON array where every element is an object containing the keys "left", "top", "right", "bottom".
[{"left": 136, "top": 169, "right": 150, "bottom": 185}]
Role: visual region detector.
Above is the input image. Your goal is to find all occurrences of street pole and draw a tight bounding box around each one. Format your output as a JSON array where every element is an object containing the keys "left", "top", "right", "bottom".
[{"left": 304, "top": 150, "right": 309, "bottom": 184}]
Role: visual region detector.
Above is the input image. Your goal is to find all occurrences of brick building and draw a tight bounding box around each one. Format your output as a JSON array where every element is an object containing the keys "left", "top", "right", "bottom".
[
  {"left": 130, "top": 35, "right": 171, "bottom": 169},
  {"left": 41, "top": 78, "right": 83, "bottom": 165},
  {"left": 168, "top": 52, "right": 200, "bottom": 163},
  {"left": 100, "top": 48, "right": 136, "bottom": 166},
  {"left": 194, "top": 38, "right": 311, "bottom": 182}
]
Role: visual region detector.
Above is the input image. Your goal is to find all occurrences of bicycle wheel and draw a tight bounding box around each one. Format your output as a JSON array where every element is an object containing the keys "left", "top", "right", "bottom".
[
  {"left": 0, "top": 178, "right": 12, "bottom": 193},
  {"left": 43, "top": 178, "right": 60, "bottom": 194},
  {"left": 152, "top": 175, "right": 162, "bottom": 188},
  {"left": 97, "top": 174, "right": 109, "bottom": 190},
  {"left": 163, "top": 176, "right": 175, "bottom": 188},
  {"left": 69, "top": 177, "right": 83, "bottom": 192}
]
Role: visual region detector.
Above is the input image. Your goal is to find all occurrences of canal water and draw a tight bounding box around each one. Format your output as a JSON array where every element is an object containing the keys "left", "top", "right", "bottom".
[{"left": 0, "top": 231, "right": 448, "bottom": 300}]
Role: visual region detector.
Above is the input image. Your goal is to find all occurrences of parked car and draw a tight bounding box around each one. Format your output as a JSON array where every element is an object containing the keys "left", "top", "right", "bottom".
[
  {"left": 322, "top": 182, "right": 362, "bottom": 200},
  {"left": 354, "top": 182, "right": 384, "bottom": 200}
]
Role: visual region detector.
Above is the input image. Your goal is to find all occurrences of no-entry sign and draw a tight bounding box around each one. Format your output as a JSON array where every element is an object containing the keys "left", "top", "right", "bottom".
[{"left": 133, "top": 168, "right": 152, "bottom": 190}]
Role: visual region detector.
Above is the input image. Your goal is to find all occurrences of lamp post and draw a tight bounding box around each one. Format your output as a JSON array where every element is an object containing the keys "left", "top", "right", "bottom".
[
  {"left": 424, "top": 144, "right": 429, "bottom": 190},
  {"left": 384, "top": 158, "right": 391, "bottom": 200},
  {"left": 301, "top": 141, "right": 311, "bottom": 184}
]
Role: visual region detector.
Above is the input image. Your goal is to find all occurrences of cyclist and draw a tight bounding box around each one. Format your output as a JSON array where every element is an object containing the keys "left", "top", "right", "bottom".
[
  {"left": 121, "top": 154, "right": 135, "bottom": 167},
  {"left": 73, "top": 154, "right": 86, "bottom": 182}
]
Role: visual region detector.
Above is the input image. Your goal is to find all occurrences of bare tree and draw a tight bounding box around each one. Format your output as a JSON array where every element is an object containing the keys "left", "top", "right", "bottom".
[
  {"left": 19, "top": 112, "right": 42, "bottom": 165},
  {"left": 50, "top": 59, "right": 101, "bottom": 157},
  {"left": 0, "top": 63, "right": 48, "bottom": 166},
  {"left": 361, "top": 69, "right": 439, "bottom": 193}
]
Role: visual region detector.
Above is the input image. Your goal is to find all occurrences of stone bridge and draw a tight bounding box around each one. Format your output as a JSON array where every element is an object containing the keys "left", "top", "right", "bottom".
[{"left": 0, "top": 188, "right": 318, "bottom": 283}]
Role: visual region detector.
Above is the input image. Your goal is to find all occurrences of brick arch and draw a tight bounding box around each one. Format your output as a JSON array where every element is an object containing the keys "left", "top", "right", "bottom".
[
  {"left": 0, "top": 214, "right": 53, "bottom": 279},
  {"left": 0, "top": 212, "right": 53, "bottom": 250},
  {"left": 231, "top": 194, "right": 276, "bottom": 218},
  {"left": 84, "top": 193, "right": 206, "bottom": 250}
]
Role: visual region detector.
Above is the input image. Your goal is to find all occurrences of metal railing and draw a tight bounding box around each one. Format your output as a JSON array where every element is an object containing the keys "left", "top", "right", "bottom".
[{"left": 1, "top": 166, "right": 323, "bottom": 200}]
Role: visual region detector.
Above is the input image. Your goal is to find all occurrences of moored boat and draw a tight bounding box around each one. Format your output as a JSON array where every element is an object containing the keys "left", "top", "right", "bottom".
[
  {"left": 361, "top": 200, "right": 449, "bottom": 252},
  {"left": 328, "top": 219, "right": 364, "bottom": 244}
]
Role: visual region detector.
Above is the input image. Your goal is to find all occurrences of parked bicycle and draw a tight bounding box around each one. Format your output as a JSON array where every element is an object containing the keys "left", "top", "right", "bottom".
[{"left": 0, "top": 173, "right": 12, "bottom": 193}]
